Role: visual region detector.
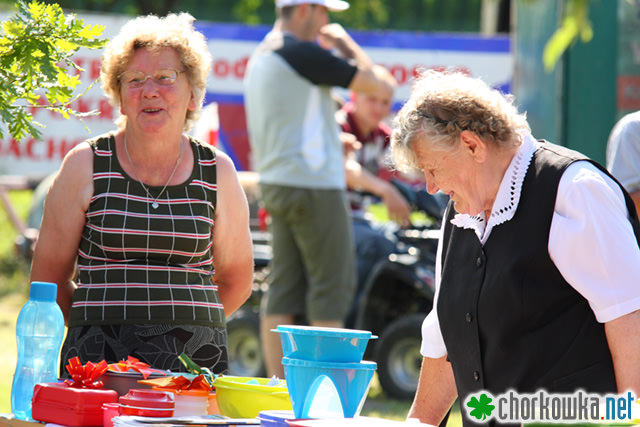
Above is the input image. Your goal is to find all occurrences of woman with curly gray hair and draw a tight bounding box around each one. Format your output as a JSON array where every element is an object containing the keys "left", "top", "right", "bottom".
[
  {"left": 30, "top": 13, "right": 253, "bottom": 375},
  {"left": 396, "top": 70, "right": 640, "bottom": 426}
]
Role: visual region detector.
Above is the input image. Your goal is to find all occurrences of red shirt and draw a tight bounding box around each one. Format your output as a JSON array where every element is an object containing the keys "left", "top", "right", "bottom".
[{"left": 337, "top": 102, "right": 395, "bottom": 182}]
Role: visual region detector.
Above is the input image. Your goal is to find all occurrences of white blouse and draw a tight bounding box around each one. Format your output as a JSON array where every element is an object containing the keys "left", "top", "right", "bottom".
[{"left": 421, "top": 133, "right": 640, "bottom": 358}]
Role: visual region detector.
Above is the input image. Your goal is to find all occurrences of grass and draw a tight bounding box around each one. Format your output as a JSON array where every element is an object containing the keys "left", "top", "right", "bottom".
[
  {"left": 0, "top": 190, "right": 31, "bottom": 298},
  {"left": 360, "top": 375, "right": 411, "bottom": 420},
  {"left": 0, "top": 295, "right": 24, "bottom": 414},
  {"left": 0, "top": 187, "right": 462, "bottom": 424},
  {"left": 0, "top": 188, "right": 32, "bottom": 414}
]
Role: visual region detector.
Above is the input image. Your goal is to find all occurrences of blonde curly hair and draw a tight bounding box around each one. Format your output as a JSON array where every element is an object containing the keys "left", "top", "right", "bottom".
[
  {"left": 100, "top": 12, "right": 211, "bottom": 131},
  {"left": 391, "top": 69, "right": 530, "bottom": 174}
]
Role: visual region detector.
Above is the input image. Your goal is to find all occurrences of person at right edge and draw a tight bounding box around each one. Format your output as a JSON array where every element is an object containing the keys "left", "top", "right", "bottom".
[
  {"left": 244, "top": 0, "right": 387, "bottom": 378},
  {"left": 607, "top": 110, "right": 640, "bottom": 215},
  {"left": 389, "top": 70, "right": 640, "bottom": 426}
]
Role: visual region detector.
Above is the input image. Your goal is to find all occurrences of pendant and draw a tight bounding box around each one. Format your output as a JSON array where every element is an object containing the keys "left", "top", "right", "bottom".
[{"left": 152, "top": 202, "right": 159, "bottom": 209}]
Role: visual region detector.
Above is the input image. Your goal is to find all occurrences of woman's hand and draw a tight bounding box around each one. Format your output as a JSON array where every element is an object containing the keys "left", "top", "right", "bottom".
[
  {"left": 605, "top": 309, "right": 640, "bottom": 395},
  {"left": 407, "top": 356, "right": 458, "bottom": 425}
]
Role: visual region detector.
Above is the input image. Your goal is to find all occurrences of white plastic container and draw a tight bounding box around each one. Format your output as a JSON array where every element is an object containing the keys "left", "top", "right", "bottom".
[
  {"left": 154, "top": 388, "right": 209, "bottom": 416},
  {"left": 119, "top": 389, "right": 174, "bottom": 417}
]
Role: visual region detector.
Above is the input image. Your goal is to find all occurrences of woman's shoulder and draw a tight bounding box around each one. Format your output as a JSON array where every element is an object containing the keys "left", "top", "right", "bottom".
[
  {"left": 53, "top": 138, "right": 96, "bottom": 200},
  {"left": 63, "top": 139, "right": 95, "bottom": 167},
  {"left": 189, "top": 136, "right": 217, "bottom": 159},
  {"left": 84, "top": 132, "right": 116, "bottom": 151},
  {"left": 60, "top": 132, "right": 117, "bottom": 179}
]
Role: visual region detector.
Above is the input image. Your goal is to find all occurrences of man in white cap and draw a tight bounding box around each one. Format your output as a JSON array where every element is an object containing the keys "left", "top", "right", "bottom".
[{"left": 244, "top": 0, "right": 386, "bottom": 377}]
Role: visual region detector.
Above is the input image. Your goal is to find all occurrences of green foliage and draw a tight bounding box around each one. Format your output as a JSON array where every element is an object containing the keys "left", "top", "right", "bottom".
[
  {"left": 4, "top": 0, "right": 595, "bottom": 107},
  {"left": 0, "top": 189, "right": 31, "bottom": 297},
  {"left": 0, "top": 0, "right": 107, "bottom": 141},
  {"left": 232, "top": 0, "right": 263, "bottom": 25},
  {"left": 43, "top": 0, "right": 483, "bottom": 33},
  {"left": 333, "top": 0, "right": 388, "bottom": 30},
  {"left": 542, "top": 0, "right": 593, "bottom": 72},
  {"left": 317, "top": 0, "right": 483, "bottom": 32}
]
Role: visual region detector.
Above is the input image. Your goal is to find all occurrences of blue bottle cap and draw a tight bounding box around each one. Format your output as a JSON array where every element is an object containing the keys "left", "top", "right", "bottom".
[{"left": 29, "top": 281, "right": 57, "bottom": 301}]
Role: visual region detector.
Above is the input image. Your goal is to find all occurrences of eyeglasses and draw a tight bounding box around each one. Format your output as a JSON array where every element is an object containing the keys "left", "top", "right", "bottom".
[{"left": 119, "top": 69, "right": 185, "bottom": 89}]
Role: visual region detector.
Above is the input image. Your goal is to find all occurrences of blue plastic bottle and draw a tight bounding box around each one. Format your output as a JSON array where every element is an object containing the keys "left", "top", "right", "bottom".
[{"left": 11, "top": 281, "right": 65, "bottom": 420}]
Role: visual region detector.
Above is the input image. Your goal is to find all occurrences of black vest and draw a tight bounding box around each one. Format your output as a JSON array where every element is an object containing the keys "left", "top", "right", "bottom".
[{"left": 438, "top": 142, "right": 640, "bottom": 424}]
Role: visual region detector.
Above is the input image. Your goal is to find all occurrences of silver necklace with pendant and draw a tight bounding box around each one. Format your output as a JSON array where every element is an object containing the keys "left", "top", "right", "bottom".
[{"left": 123, "top": 134, "right": 183, "bottom": 209}]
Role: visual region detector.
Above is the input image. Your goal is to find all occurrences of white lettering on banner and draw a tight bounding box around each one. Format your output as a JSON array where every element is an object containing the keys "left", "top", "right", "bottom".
[
  {"left": 0, "top": 11, "right": 512, "bottom": 176},
  {"left": 204, "top": 40, "right": 512, "bottom": 102}
]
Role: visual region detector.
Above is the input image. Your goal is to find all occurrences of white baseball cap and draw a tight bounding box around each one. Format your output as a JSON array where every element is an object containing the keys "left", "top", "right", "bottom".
[{"left": 275, "top": 0, "right": 350, "bottom": 12}]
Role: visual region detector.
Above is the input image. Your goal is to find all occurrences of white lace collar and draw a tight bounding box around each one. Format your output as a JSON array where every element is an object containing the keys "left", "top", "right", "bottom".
[{"left": 450, "top": 132, "right": 539, "bottom": 244}]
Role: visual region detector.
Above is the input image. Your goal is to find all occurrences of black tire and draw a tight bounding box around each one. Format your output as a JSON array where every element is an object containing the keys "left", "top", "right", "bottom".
[
  {"left": 226, "top": 309, "right": 266, "bottom": 378},
  {"left": 375, "top": 313, "right": 425, "bottom": 400}
]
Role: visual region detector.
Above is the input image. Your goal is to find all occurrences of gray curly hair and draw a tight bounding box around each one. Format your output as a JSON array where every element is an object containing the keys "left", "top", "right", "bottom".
[
  {"left": 100, "top": 12, "right": 212, "bottom": 131},
  {"left": 391, "top": 70, "right": 530, "bottom": 174}
]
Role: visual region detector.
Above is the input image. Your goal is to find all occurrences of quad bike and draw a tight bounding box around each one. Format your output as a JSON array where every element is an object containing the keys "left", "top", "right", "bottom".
[{"left": 226, "top": 180, "right": 448, "bottom": 400}]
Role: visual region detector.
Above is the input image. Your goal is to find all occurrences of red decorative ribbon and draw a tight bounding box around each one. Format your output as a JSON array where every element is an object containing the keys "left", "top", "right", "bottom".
[
  {"left": 148, "top": 374, "right": 213, "bottom": 392},
  {"left": 187, "top": 374, "right": 213, "bottom": 391},
  {"left": 108, "top": 356, "right": 165, "bottom": 380},
  {"left": 171, "top": 374, "right": 212, "bottom": 391},
  {"left": 64, "top": 356, "right": 108, "bottom": 389}
]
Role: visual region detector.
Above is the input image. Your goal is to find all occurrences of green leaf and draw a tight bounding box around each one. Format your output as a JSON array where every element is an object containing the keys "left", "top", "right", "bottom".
[
  {"left": 466, "top": 393, "right": 495, "bottom": 421},
  {"left": 178, "top": 352, "right": 216, "bottom": 389},
  {"left": 79, "top": 23, "right": 105, "bottom": 40},
  {"left": 542, "top": 0, "right": 593, "bottom": 72},
  {"left": 0, "top": 0, "right": 108, "bottom": 141},
  {"left": 543, "top": 17, "right": 579, "bottom": 72}
]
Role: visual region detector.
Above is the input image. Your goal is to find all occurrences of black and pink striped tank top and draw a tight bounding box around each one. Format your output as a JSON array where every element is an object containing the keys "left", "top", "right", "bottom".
[{"left": 68, "top": 133, "right": 225, "bottom": 328}]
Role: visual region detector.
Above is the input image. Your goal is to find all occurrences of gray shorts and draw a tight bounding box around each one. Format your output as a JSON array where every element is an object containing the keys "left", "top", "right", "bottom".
[{"left": 259, "top": 184, "right": 356, "bottom": 322}]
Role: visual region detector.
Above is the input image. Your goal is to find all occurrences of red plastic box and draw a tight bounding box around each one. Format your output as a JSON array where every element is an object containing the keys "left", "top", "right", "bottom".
[{"left": 32, "top": 382, "right": 118, "bottom": 426}]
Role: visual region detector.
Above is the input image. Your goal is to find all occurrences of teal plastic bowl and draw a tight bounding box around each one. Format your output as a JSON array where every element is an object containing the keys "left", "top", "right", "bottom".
[
  {"left": 273, "top": 325, "right": 376, "bottom": 363},
  {"left": 282, "top": 357, "right": 376, "bottom": 419}
]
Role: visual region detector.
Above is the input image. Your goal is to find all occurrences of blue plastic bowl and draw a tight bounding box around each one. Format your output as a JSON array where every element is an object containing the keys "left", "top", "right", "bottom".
[
  {"left": 282, "top": 357, "right": 376, "bottom": 419},
  {"left": 273, "top": 325, "right": 376, "bottom": 363}
]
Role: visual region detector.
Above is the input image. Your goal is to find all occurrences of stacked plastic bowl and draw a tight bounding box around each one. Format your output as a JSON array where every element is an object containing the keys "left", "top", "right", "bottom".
[{"left": 273, "top": 325, "right": 377, "bottom": 419}]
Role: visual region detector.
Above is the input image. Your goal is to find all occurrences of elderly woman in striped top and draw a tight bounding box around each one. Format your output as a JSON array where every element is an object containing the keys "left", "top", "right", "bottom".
[{"left": 30, "top": 13, "right": 253, "bottom": 375}]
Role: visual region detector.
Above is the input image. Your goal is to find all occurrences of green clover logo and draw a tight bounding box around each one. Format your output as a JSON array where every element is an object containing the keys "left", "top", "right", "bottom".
[{"left": 466, "top": 392, "right": 495, "bottom": 421}]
